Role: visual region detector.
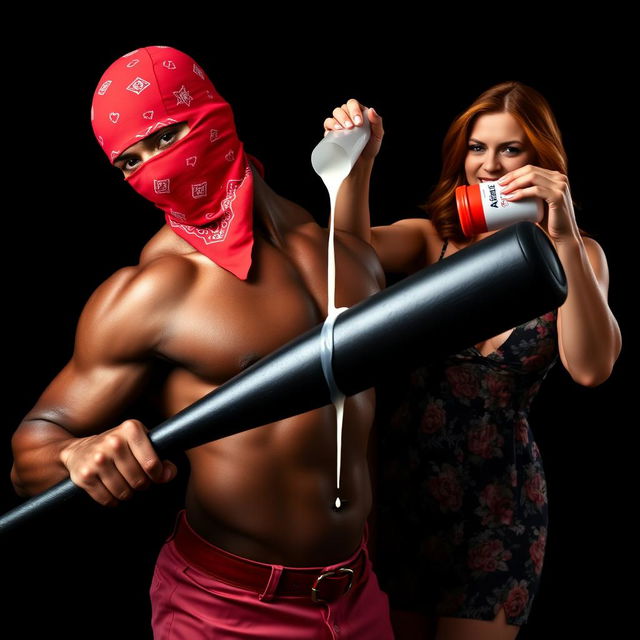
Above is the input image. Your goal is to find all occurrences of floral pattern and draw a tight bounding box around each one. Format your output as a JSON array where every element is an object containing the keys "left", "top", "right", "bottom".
[{"left": 373, "top": 245, "right": 559, "bottom": 627}]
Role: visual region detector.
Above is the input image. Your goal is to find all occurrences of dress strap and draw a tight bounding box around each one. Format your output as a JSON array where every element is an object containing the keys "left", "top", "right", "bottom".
[{"left": 438, "top": 238, "right": 449, "bottom": 262}]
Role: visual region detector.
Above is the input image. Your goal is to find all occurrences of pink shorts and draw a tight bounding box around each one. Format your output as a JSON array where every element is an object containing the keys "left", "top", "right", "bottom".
[{"left": 150, "top": 509, "right": 394, "bottom": 639}]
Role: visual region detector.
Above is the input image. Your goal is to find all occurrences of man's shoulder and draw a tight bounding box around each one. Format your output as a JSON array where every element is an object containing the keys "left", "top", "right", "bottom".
[
  {"left": 86, "top": 253, "right": 197, "bottom": 323},
  {"left": 73, "top": 253, "right": 197, "bottom": 363},
  {"left": 139, "top": 223, "right": 195, "bottom": 265}
]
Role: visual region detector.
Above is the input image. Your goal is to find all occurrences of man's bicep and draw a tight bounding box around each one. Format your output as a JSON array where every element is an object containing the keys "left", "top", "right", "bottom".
[
  {"left": 22, "top": 263, "right": 177, "bottom": 437},
  {"left": 24, "top": 356, "right": 156, "bottom": 437}
]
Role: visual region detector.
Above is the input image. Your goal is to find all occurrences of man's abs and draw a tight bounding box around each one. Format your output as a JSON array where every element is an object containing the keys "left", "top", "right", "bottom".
[
  {"left": 151, "top": 215, "right": 382, "bottom": 565},
  {"left": 183, "top": 389, "right": 375, "bottom": 567}
]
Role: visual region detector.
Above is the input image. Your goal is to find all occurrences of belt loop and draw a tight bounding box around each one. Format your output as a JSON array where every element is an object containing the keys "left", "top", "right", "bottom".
[{"left": 258, "top": 565, "right": 284, "bottom": 602}]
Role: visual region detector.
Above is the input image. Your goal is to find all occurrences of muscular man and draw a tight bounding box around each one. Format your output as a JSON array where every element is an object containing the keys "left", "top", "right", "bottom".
[{"left": 9, "top": 46, "right": 392, "bottom": 638}]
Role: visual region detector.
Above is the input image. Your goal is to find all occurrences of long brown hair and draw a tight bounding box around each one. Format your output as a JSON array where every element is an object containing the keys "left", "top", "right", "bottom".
[{"left": 418, "top": 81, "right": 591, "bottom": 243}]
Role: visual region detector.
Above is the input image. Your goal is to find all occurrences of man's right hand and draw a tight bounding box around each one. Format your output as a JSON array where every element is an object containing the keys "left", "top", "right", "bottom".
[
  {"left": 323, "top": 97, "right": 384, "bottom": 165},
  {"left": 59, "top": 419, "right": 177, "bottom": 507}
]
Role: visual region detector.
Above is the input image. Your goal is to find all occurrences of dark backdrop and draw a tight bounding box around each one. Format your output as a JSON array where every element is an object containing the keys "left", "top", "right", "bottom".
[{"left": 1, "top": 27, "right": 631, "bottom": 640}]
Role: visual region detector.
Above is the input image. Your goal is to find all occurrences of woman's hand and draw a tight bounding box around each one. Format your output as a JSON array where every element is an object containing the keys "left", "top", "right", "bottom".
[
  {"left": 498, "top": 165, "right": 581, "bottom": 244},
  {"left": 323, "top": 98, "right": 384, "bottom": 165}
]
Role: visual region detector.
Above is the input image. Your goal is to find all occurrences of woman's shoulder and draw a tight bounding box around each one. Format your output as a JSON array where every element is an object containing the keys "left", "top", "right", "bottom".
[
  {"left": 388, "top": 216, "right": 437, "bottom": 234},
  {"left": 386, "top": 217, "right": 446, "bottom": 269},
  {"left": 387, "top": 217, "right": 442, "bottom": 244},
  {"left": 395, "top": 217, "right": 445, "bottom": 260}
]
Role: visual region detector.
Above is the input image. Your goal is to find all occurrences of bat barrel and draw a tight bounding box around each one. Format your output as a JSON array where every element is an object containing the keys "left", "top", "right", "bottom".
[{"left": 0, "top": 222, "right": 566, "bottom": 536}]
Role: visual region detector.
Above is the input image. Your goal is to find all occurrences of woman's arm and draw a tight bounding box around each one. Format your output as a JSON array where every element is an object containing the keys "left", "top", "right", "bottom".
[
  {"left": 324, "top": 99, "right": 431, "bottom": 274},
  {"left": 499, "top": 166, "right": 622, "bottom": 386},
  {"left": 553, "top": 235, "right": 621, "bottom": 386},
  {"left": 334, "top": 156, "right": 376, "bottom": 243}
]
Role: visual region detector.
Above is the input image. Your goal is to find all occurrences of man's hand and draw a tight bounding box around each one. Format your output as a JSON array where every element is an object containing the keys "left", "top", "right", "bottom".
[{"left": 59, "top": 418, "right": 177, "bottom": 508}]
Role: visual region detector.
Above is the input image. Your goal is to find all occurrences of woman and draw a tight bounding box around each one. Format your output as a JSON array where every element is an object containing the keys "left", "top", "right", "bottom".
[{"left": 323, "top": 83, "right": 622, "bottom": 639}]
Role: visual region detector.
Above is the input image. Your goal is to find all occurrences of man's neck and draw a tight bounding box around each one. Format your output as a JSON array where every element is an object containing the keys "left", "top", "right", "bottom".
[
  {"left": 250, "top": 162, "right": 286, "bottom": 249},
  {"left": 250, "top": 161, "right": 315, "bottom": 248}
]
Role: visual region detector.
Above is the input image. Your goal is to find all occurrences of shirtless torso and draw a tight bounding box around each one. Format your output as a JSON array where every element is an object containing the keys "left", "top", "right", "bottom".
[{"left": 10, "top": 163, "right": 385, "bottom": 567}]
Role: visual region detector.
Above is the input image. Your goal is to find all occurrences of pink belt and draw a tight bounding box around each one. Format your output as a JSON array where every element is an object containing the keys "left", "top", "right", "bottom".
[{"left": 170, "top": 509, "right": 367, "bottom": 604}]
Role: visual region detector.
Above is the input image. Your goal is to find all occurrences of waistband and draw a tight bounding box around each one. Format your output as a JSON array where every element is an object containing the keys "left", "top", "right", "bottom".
[{"left": 166, "top": 509, "right": 369, "bottom": 604}]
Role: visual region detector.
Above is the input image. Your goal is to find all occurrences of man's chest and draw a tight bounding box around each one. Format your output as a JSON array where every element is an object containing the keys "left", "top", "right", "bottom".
[
  {"left": 156, "top": 233, "right": 376, "bottom": 385},
  {"left": 163, "top": 278, "right": 320, "bottom": 383}
]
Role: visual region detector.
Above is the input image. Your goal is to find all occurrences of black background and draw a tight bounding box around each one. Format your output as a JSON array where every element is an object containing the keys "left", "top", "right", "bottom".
[{"left": 1, "top": 22, "right": 632, "bottom": 640}]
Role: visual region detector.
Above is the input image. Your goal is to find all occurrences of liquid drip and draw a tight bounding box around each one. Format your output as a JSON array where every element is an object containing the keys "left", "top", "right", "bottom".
[
  {"left": 320, "top": 163, "right": 350, "bottom": 512},
  {"left": 334, "top": 394, "right": 345, "bottom": 508}
]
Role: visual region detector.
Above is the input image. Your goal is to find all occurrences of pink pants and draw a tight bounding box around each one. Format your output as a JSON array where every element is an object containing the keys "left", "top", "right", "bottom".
[{"left": 149, "top": 510, "right": 394, "bottom": 639}]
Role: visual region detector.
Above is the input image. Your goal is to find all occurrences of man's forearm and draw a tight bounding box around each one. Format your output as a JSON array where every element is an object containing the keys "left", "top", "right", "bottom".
[
  {"left": 333, "top": 158, "right": 375, "bottom": 243},
  {"left": 10, "top": 420, "right": 77, "bottom": 497}
]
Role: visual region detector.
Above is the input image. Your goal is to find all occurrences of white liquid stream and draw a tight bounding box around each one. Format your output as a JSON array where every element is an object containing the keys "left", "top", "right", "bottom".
[{"left": 320, "top": 164, "right": 350, "bottom": 511}]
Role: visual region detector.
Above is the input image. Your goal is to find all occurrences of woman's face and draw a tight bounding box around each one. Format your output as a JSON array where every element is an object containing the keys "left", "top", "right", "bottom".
[{"left": 464, "top": 112, "right": 535, "bottom": 185}]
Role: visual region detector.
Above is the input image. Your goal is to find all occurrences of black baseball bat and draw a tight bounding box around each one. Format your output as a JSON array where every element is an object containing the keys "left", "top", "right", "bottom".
[{"left": 0, "top": 222, "right": 566, "bottom": 535}]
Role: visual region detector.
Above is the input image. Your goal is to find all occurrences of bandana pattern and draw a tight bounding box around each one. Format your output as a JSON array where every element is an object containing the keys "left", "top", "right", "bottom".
[{"left": 91, "top": 45, "right": 264, "bottom": 279}]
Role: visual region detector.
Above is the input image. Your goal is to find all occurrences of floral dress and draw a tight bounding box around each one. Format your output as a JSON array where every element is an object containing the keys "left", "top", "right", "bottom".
[{"left": 373, "top": 238, "right": 559, "bottom": 626}]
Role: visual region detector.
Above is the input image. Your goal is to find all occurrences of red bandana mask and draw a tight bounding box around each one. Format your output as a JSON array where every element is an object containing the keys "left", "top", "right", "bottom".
[{"left": 90, "top": 45, "right": 264, "bottom": 280}]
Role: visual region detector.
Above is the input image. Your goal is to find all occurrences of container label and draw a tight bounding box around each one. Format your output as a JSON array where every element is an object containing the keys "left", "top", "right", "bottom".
[{"left": 480, "top": 181, "right": 541, "bottom": 230}]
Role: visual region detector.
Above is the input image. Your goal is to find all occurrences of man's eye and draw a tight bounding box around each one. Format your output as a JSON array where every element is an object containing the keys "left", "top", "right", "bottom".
[{"left": 158, "top": 129, "right": 178, "bottom": 147}]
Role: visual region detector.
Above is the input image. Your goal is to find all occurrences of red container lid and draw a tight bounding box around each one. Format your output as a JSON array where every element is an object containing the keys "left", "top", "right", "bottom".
[{"left": 455, "top": 184, "right": 487, "bottom": 237}]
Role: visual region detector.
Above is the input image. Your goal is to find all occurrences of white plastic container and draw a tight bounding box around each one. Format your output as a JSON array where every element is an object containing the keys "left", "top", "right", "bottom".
[
  {"left": 311, "top": 107, "right": 372, "bottom": 190},
  {"left": 455, "top": 180, "right": 544, "bottom": 237}
]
